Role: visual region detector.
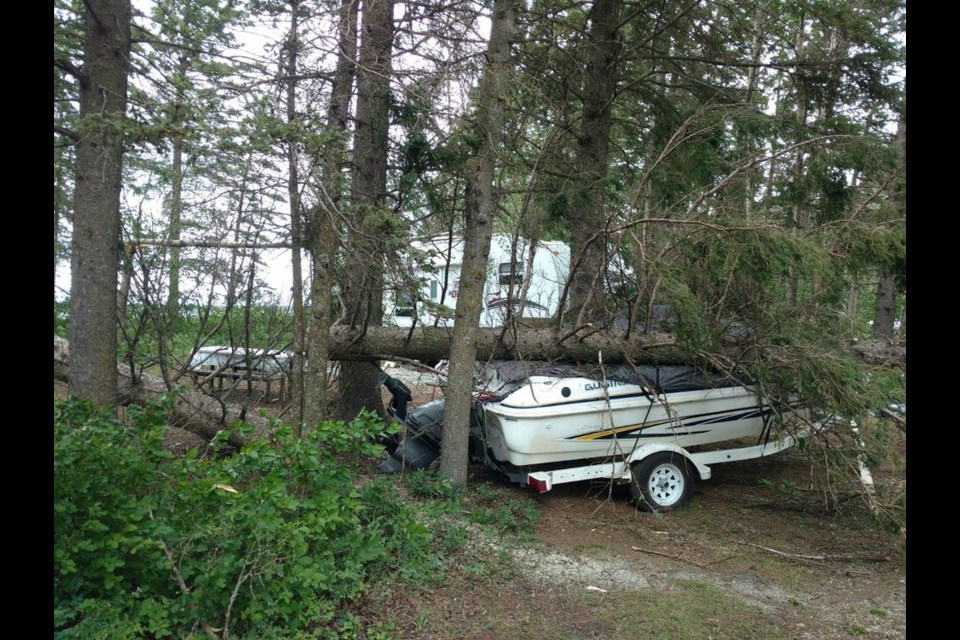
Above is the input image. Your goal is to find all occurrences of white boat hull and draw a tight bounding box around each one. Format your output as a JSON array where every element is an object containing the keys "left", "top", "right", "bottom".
[{"left": 482, "top": 376, "right": 772, "bottom": 467}]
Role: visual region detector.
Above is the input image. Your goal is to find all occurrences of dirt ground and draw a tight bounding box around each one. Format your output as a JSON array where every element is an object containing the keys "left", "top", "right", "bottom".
[
  {"left": 56, "top": 378, "right": 906, "bottom": 639},
  {"left": 443, "top": 447, "right": 907, "bottom": 640},
  {"left": 381, "top": 383, "right": 907, "bottom": 640}
]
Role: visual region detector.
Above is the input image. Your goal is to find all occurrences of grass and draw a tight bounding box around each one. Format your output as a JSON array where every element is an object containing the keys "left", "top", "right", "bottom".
[
  {"left": 586, "top": 579, "right": 793, "bottom": 640},
  {"left": 745, "top": 556, "right": 815, "bottom": 590}
]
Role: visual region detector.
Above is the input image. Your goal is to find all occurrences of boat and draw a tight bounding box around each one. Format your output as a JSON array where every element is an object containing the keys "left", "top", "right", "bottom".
[
  {"left": 480, "top": 362, "right": 777, "bottom": 467},
  {"left": 378, "top": 360, "right": 813, "bottom": 511}
]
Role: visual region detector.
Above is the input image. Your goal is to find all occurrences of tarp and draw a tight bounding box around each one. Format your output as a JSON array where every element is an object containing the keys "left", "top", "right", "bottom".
[{"left": 483, "top": 360, "right": 749, "bottom": 395}]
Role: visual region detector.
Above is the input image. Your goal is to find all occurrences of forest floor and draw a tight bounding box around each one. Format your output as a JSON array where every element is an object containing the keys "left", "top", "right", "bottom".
[
  {"left": 380, "top": 444, "right": 907, "bottom": 640},
  {"left": 365, "top": 370, "right": 907, "bottom": 640},
  {"left": 55, "top": 372, "right": 907, "bottom": 639}
]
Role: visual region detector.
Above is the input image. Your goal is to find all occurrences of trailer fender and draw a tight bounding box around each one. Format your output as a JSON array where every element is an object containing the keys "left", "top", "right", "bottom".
[{"left": 625, "top": 444, "right": 712, "bottom": 481}]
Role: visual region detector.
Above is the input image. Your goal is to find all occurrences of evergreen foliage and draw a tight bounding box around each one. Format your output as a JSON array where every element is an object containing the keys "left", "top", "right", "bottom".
[
  {"left": 54, "top": 396, "right": 440, "bottom": 639},
  {"left": 55, "top": 0, "right": 905, "bottom": 483}
]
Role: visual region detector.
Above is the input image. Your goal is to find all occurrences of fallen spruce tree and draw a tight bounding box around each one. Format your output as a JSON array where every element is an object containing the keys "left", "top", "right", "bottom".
[
  {"left": 53, "top": 327, "right": 682, "bottom": 447},
  {"left": 56, "top": 335, "right": 274, "bottom": 448},
  {"left": 54, "top": 324, "right": 904, "bottom": 447}
]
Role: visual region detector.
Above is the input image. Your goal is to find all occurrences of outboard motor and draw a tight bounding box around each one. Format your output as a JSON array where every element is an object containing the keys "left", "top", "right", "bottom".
[
  {"left": 377, "top": 372, "right": 412, "bottom": 454},
  {"left": 379, "top": 372, "right": 412, "bottom": 421},
  {"left": 378, "top": 399, "right": 446, "bottom": 473},
  {"left": 376, "top": 367, "right": 487, "bottom": 474}
]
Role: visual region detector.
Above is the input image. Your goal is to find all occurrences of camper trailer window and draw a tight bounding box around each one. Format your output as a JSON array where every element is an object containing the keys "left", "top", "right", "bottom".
[
  {"left": 498, "top": 261, "right": 524, "bottom": 286},
  {"left": 395, "top": 291, "right": 415, "bottom": 317}
]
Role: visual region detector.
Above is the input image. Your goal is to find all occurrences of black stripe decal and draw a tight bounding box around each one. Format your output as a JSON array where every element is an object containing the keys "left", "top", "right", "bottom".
[{"left": 565, "top": 406, "right": 766, "bottom": 441}]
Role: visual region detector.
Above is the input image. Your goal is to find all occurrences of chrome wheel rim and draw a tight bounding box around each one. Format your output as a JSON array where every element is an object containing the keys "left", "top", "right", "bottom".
[{"left": 647, "top": 463, "right": 684, "bottom": 507}]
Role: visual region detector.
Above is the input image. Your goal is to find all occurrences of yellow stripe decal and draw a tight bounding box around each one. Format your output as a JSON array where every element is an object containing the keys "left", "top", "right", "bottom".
[{"left": 571, "top": 417, "right": 674, "bottom": 441}]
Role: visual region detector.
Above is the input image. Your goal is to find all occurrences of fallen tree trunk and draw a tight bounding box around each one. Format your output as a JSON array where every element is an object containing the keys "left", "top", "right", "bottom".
[
  {"left": 55, "top": 336, "right": 273, "bottom": 448},
  {"left": 329, "top": 326, "right": 905, "bottom": 367},
  {"left": 116, "top": 365, "right": 275, "bottom": 448},
  {"left": 849, "top": 339, "right": 907, "bottom": 367},
  {"left": 54, "top": 323, "right": 905, "bottom": 447},
  {"left": 53, "top": 328, "right": 683, "bottom": 447},
  {"left": 327, "top": 324, "right": 681, "bottom": 364}
]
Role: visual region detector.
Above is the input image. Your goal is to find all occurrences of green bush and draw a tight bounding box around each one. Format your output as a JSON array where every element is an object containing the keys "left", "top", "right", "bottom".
[{"left": 54, "top": 398, "right": 434, "bottom": 639}]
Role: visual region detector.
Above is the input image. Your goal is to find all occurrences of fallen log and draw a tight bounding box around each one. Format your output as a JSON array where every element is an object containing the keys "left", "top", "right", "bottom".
[
  {"left": 327, "top": 324, "right": 680, "bottom": 364},
  {"left": 54, "top": 320, "right": 906, "bottom": 445},
  {"left": 848, "top": 339, "right": 906, "bottom": 367},
  {"left": 328, "top": 326, "right": 905, "bottom": 367},
  {"left": 55, "top": 336, "right": 273, "bottom": 448},
  {"left": 880, "top": 407, "right": 906, "bottom": 433},
  {"left": 53, "top": 327, "right": 683, "bottom": 448}
]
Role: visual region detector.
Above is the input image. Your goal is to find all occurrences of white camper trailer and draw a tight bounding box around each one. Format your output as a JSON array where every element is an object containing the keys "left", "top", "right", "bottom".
[{"left": 384, "top": 234, "right": 571, "bottom": 328}]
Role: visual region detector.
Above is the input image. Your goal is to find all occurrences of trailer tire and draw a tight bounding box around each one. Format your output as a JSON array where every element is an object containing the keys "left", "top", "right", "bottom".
[{"left": 629, "top": 452, "right": 694, "bottom": 512}]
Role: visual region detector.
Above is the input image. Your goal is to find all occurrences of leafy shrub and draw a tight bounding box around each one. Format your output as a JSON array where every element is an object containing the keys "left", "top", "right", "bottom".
[{"left": 54, "top": 398, "right": 434, "bottom": 639}]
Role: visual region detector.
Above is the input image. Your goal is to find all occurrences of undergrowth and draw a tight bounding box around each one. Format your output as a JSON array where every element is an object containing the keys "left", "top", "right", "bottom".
[{"left": 53, "top": 395, "right": 487, "bottom": 639}]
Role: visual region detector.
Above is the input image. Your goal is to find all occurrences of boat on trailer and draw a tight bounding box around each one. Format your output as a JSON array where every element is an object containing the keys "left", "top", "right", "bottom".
[{"left": 378, "top": 361, "right": 821, "bottom": 511}]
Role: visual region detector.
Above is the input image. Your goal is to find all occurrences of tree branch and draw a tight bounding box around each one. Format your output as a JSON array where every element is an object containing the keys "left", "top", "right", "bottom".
[
  {"left": 149, "top": 508, "right": 220, "bottom": 640},
  {"left": 735, "top": 541, "right": 890, "bottom": 564},
  {"left": 54, "top": 124, "right": 80, "bottom": 142},
  {"left": 55, "top": 57, "right": 86, "bottom": 85},
  {"left": 127, "top": 239, "right": 292, "bottom": 250}
]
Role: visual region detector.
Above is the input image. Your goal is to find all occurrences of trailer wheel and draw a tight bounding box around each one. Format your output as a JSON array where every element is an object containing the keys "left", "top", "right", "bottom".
[{"left": 630, "top": 452, "right": 694, "bottom": 512}]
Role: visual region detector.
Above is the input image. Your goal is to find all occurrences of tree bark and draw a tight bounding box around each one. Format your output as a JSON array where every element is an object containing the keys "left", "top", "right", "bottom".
[
  {"left": 786, "top": 12, "right": 810, "bottom": 308},
  {"left": 69, "top": 0, "right": 131, "bottom": 406},
  {"left": 872, "top": 274, "right": 897, "bottom": 340},
  {"left": 166, "top": 54, "right": 189, "bottom": 321},
  {"left": 740, "top": 3, "right": 766, "bottom": 220},
  {"left": 285, "top": 1, "right": 306, "bottom": 431},
  {"left": 872, "top": 114, "right": 905, "bottom": 341},
  {"left": 335, "top": 0, "right": 394, "bottom": 422},
  {"left": 440, "top": 0, "right": 521, "bottom": 486},
  {"left": 567, "top": 0, "right": 621, "bottom": 325},
  {"left": 326, "top": 325, "right": 677, "bottom": 364},
  {"left": 304, "top": 0, "right": 358, "bottom": 430},
  {"left": 322, "top": 325, "right": 904, "bottom": 367},
  {"left": 54, "top": 325, "right": 904, "bottom": 449}
]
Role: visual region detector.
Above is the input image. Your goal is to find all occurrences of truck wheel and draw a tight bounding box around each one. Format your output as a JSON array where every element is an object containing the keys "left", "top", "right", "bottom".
[{"left": 629, "top": 452, "right": 694, "bottom": 512}]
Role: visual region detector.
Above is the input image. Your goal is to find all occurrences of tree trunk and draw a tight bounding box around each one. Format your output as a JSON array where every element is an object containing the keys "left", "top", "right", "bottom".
[
  {"left": 335, "top": 0, "right": 394, "bottom": 422},
  {"left": 873, "top": 113, "right": 905, "bottom": 341},
  {"left": 326, "top": 325, "right": 675, "bottom": 364},
  {"left": 166, "top": 54, "right": 189, "bottom": 322},
  {"left": 568, "top": 0, "right": 621, "bottom": 325},
  {"left": 872, "top": 273, "right": 897, "bottom": 340},
  {"left": 304, "top": 0, "right": 358, "bottom": 430},
  {"left": 873, "top": 112, "right": 907, "bottom": 340},
  {"left": 55, "top": 320, "right": 904, "bottom": 444},
  {"left": 69, "top": 0, "right": 131, "bottom": 406},
  {"left": 55, "top": 145, "right": 69, "bottom": 294},
  {"left": 440, "top": 0, "right": 521, "bottom": 486},
  {"left": 786, "top": 12, "right": 809, "bottom": 308},
  {"left": 167, "top": 134, "right": 184, "bottom": 317},
  {"left": 846, "top": 282, "right": 858, "bottom": 320},
  {"left": 741, "top": 3, "right": 766, "bottom": 220},
  {"left": 285, "top": 2, "right": 306, "bottom": 431},
  {"left": 325, "top": 325, "right": 900, "bottom": 366}
]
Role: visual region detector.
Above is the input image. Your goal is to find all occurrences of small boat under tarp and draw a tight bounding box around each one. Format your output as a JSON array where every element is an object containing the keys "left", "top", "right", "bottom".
[{"left": 377, "top": 361, "right": 817, "bottom": 511}]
